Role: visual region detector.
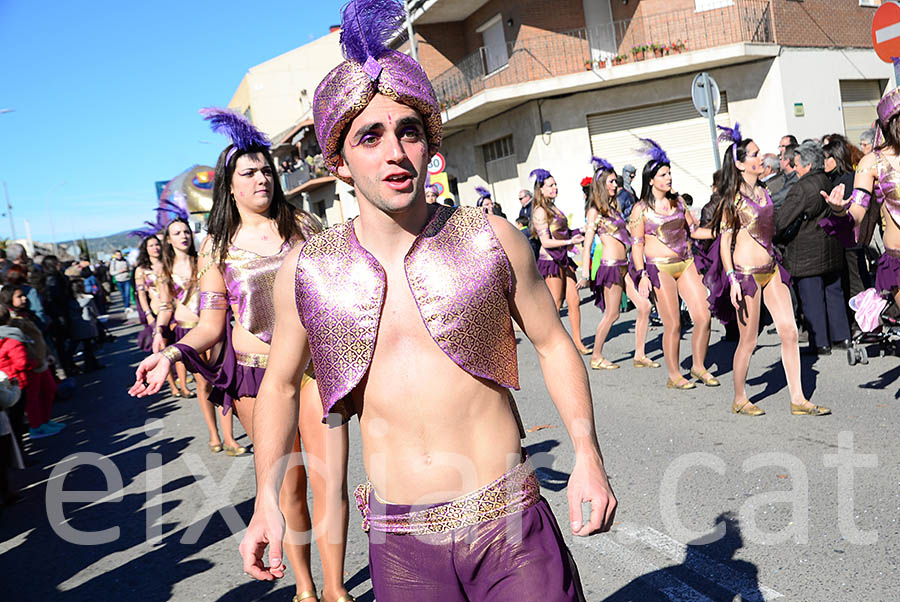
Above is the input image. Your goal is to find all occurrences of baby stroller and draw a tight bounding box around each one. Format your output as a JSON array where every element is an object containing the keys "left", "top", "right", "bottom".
[{"left": 846, "top": 288, "right": 900, "bottom": 365}]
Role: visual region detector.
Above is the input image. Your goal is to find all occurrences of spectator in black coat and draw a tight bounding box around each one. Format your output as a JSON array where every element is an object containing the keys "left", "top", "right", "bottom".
[
  {"left": 38, "top": 256, "right": 76, "bottom": 374},
  {"left": 775, "top": 141, "right": 850, "bottom": 354}
]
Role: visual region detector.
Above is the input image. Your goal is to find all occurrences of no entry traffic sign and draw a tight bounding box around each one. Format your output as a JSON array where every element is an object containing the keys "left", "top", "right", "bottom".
[{"left": 873, "top": 1, "right": 900, "bottom": 63}]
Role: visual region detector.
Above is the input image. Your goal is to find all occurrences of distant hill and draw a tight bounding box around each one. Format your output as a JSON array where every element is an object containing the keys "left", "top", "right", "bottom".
[{"left": 58, "top": 230, "right": 137, "bottom": 256}]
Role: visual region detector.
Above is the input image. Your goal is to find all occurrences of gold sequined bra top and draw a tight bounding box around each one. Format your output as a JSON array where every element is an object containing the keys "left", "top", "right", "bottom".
[
  {"left": 172, "top": 272, "right": 200, "bottom": 316},
  {"left": 222, "top": 239, "right": 296, "bottom": 345},
  {"left": 594, "top": 209, "right": 632, "bottom": 247},
  {"left": 294, "top": 206, "right": 520, "bottom": 422},
  {"left": 874, "top": 151, "right": 900, "bottom": 226},
  {"left": 731, "top": 187, "right": 776, "bottom": 256},
  {"left": 642, "top": 200, "right": 691, "bottom": 260},
  {"left": 537, "top": 207, "right": 573, "bottom": 260}
]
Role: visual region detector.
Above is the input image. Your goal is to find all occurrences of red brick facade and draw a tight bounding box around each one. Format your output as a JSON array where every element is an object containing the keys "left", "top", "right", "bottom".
[{"left": 772, "top": 0, "right": 876, "bottom": 48}]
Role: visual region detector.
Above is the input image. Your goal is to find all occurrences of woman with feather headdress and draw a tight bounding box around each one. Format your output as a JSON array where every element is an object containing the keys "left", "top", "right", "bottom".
[
  {"left": 475, "top": 185, "right": 506, "bottom": 218},
  {"left": 579, "top": 157, "right": 656, "bottom": 370},
  {"left": 628, "top": 139, "right": 718, "bottom": 390},
  {"left": 712, "top": 125, "right": 829, "bottom": 416},
  {"left": 530, "top": 168, "right": 592, "bottom": 354},
  {"left": 130, "top": 108, "right": 352, "bottom": 601}
]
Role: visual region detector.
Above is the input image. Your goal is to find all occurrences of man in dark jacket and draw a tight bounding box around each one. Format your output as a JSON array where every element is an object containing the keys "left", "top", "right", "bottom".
[{"left": 774, "top": 141, "right": 850, "bottom": 355}]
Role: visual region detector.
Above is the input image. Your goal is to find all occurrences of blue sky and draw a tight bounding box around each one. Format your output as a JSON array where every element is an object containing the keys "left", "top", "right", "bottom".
[{"left": 0, "top": 0, "right": 345, "bottom": 243}]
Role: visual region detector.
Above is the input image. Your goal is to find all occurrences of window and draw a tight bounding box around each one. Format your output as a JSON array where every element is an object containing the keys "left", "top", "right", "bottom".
[
  {"left": 859, "top": 0, "right": 881, "bottom": 7},
  {"left": 477, "top": 14, "right": 509, "bottom": 74},
  {"left": 694, "top": 0, "right": 733, "bottom": 11},
  {"left": 482, "top": 135, "right": 514, "bottom": 163}
]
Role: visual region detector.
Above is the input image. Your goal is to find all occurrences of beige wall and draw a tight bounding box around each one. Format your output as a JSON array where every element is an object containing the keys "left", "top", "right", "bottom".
[{"left": 228, "top": 30, "right": 345, "bottom": 137}]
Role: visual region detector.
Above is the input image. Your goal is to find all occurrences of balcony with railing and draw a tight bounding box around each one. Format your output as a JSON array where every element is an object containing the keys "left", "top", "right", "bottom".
[{"left": 430, "top": 0, "right": 774, "bottom": 112}]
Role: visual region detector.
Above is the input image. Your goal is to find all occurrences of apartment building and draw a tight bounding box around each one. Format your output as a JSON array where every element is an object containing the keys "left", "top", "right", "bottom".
[{"left": 400, "top": 0, "right": 892, "bottom": 224}]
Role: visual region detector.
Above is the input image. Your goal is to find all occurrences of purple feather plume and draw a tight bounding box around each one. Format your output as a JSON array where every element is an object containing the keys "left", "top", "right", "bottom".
[
  {"left": 638, "top": 138, "right": 670, "bottom": 167},
  {"left": 591, "top": 156, "right": 615, "bottom": 173},
  {"left": 530, "top": 168, "right": 552, "bottom": 186},
  {"left": 128, "top": 221, "right": 163, "bottom": 239},
  {"left": 717, "top": 122, "right": 743, "bottom": 145},
  {"left": 157, "top": 199, "right": 190, "bottom": 223},
  {"left": 200, "top": 107, "right": 270, "bottom": 151},
  {"left": 475, "top": 186, "right": 491, "bottom": 199},
  {"left": 340, "top": 0, "right": 406, "bottom": 63}
]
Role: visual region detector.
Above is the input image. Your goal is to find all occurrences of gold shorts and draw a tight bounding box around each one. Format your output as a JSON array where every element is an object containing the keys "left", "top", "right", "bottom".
[{"left": 649, "top": 256, "right": 694, "bottom": 280}]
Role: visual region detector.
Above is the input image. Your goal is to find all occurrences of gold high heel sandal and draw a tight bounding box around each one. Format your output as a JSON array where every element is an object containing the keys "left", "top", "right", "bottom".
[
  {"left": 590, "top": 357, "right": 619, "bottom": 370},
  {"left": 666, "top": 376, "right": 696, "bottom": 390},
  {"left": 208, "top": 443, "right": 223, "bottom": 453},
  {"left": 322, "top": 596, "right": 356, "bottom": 602},
  {"left": 293, "top": 591, "right": 317, "bottom": 602},
  {"left": 633, "top": 356, "right": 661, "bottom": 368},
  {"left": 577, "top": 346, "right": 594, "bottom": 355},
  {"left": 732, "top": 400, "right": 765, "bottom": 416},
  {"left": 791, "top": 401, "right": 831, "bottom": 416},
  {"left": 690, "top": 368, "right": 720, "bottom": 387}
]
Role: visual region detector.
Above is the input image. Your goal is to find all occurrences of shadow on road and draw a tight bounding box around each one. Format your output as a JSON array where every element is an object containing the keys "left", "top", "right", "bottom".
[{"left": 603, "top": 512, "right": 767, "bottom": 602}]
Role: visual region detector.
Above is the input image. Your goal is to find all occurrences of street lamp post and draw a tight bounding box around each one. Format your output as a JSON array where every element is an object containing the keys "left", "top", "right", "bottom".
[{"left": 1, "top": 109, "right": 15, "bottom": 241}]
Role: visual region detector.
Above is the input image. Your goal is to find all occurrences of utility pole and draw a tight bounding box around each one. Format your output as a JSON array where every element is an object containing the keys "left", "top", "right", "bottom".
[
  {"left": 2, "top": 181, "right": 15, "bottom": 241},
  {"left": 405, "top": 0, "right": 419, "bottom": 62}
]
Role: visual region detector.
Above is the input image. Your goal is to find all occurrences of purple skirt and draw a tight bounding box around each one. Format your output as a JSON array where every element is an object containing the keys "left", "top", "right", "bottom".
[
  {"left": 537, "top": 244, "right": 578, "bottom": 278},
  {"left": 629, "top": 262, "right": 661, "bottom": 291},
  {"left": 703, "top": 237, "right": 791, "bottom": 323},
  {"left": 174, "top": 310, "right": 262, "bottom": 415},
  {"left": 137, "top": 325, "right": 154, "bottom": 352},
  {"left": 590, "top": 263, "right": 626, "bottom": 312},
  {"left": 819, "top": 213, "right": 858, "bottom": 249},
  {"left": 875, "top": 250, "right": 900, "bottom": 294}
]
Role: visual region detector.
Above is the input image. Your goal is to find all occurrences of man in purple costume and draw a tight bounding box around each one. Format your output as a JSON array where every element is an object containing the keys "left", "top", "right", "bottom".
[{"left": 240, "top": 1, "right": 616, "bottom": 600}]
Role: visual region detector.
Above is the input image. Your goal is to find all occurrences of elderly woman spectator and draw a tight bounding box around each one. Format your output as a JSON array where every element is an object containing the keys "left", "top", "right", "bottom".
[
  {"left": 775, "top": 141, "right": 850, "bottom": 355},
  {"left": 860, "top": 128, "right": 875, "bottom": 156}
]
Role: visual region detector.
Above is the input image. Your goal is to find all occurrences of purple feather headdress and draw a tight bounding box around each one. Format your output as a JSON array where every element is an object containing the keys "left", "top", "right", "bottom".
[
  {"left": 530, "top": 168, "right": 552, "bottom": 187},
  {"left": 200, "top": 107, "right": 271, "bottom": 166},
  {"left": 128, "top": 199, "right": 191, "bottom": 239},
  {"left": 591, "top": 156, "right": 615, "bottom": 173},
  {"left": 717, "top": 122, "right": 743, "bottom": 162},
  {"left": 475, "top": 186, "right": 491, "bottom": 200},
  {"left": 638, "top": 138, "right": 670, "bottom": 168},
  {"left": 340, "top": 0, "right": 406, "bottom": 80}
]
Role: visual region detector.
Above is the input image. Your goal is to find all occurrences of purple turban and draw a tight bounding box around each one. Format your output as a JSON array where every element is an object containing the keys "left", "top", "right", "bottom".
[{"left": 313, "top": 0, "right": 442, "bottom": 183}]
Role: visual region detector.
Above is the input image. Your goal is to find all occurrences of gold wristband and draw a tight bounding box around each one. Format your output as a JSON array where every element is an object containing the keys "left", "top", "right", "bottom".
[{"left": 161, "top": 346, "right": 182, "bottom": 363}]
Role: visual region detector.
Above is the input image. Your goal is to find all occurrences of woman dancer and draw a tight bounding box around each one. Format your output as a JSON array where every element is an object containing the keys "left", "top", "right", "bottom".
[
  {"left": 132, "top": 235, "right": 181, "bottom": 396},
  {"left": 711, "top": 125, "right": 829, "bottom": 416},
  {"left": 579, "top": 157, "right": 655, "bottom": 370},
  {"left": 628, "top": 140, "right": 717, "bottom": 389},
  {"left": 827, "top": 87, "right": 900, "bottom": 325},
  {"left": 531, "top": 168, "right": 591, "bottom": 353},
  {"left": 153, "top": 218, "right": 244, "bottom": 453},
  {"left": 131, "top": 108, "right": 351, "bottom": 602}
]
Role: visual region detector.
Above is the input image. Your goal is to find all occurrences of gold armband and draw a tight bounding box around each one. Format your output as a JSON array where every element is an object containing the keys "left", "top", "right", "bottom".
[
  {"left": 161, "top": 346, "right": 182, "bottom": 363},
  {"left": 199, "top": 291, "right": 228, "bottom": 311}
]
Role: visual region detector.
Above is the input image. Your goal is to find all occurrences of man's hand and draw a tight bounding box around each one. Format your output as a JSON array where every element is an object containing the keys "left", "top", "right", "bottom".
[
  {"left": 567, "top": 453, "right": 617, "bottom": 536},
  {"left": 128, "top": 354, "right": 171, "bottom": 398},
  {"left": 239, "top": 501, "right": 287, "bottom": 581}
]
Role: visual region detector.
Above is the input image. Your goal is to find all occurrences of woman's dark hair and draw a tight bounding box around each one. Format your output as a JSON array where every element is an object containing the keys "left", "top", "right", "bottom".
[
  {"left": 160, "top": 218, "right": 198, "bottom": 303},
  {"left": 136, "top": 235, "right": 161, "bottom": 270},
  {"left": 588, "top": 169, "right": 618, "bottom": 216},
  {"left": 877, "top": 114, "right": 900, "bottom": 155},
  {"left": 207, "top": 145, "right": 315, "bottom": 265},
  {"left": 823, "top": 138, "right": 853, "bottom": 174},
  {"left": 712, "top": 138, "right": 756, "bottom": 235},
  {"left": 4, "top": 264, "right": 27, "bottom": 286},
  {"left": 0, "top": 304, "right": 9, "bottom": 326},
  {"left": 69, "top": 277, "right": 85, "bottom": 298},
  {"left": 0, "top": 285, "right": 23, "bottom": 308},
  {"left": 639, "top": 160, "right": 677, "bottom": 209}
]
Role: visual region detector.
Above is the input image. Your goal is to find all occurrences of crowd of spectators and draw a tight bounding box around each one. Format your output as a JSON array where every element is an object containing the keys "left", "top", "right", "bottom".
[{"left": 0, "top": 244, "right": 121, "bottom": 507}]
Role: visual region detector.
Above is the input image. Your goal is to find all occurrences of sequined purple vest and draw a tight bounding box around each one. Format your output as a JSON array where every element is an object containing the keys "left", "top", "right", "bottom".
[{"left": 295, "top": 206, "right": 520, "bottom": 420}]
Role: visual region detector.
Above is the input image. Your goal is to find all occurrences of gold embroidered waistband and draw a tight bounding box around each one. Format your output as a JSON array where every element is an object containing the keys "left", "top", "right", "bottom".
[
  {"left": 235, "top": 351, "right": 268, "bottom": 369},
  {"left": 648, "top": 253, "right": 692, "bottom": 265},
  {"left": 599, "top": 258, "right": 628, "bottom": 267},
  {"left": 354, "top": 459, "right": 540, "bottom": 536}
]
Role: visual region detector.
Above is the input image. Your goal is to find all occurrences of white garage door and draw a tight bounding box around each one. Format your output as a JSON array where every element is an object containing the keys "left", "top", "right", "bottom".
[
  {"left": 588, "top": 94, "right": 731, "bottom": 213},
  {"left": 840, "top": 79, "right": 886, "bottom": 147}
]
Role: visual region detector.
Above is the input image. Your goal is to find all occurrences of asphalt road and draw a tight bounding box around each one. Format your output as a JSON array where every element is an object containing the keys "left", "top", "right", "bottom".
[{"left": 1, "top": 292, "right": 898, "bottom": 601}]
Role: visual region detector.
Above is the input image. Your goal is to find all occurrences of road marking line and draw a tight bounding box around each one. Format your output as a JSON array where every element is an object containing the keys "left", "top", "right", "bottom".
[
  {"left": 583, "top": 536, "right": 717, "bottom": 602},
  {"left": 876, "top": 22, "right": 900, "bottom": 45},
  {"left": 617, "top": 523, "right": 783, "bottom": 601}
]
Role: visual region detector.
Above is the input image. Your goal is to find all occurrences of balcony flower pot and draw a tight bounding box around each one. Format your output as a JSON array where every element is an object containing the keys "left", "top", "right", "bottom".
[{"left": 585, "top": 59, "right": 593, "bottom": 71}]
